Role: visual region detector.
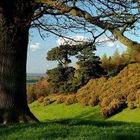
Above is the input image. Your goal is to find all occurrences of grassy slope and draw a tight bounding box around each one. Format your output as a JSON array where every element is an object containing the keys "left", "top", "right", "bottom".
[
  {"left": 30, "top": 102, "right": 103, "bottom": 121},
  {"left": 107, "top": 108, "right": 140, "bottom": 122},
  {"left": 30, "top": 101, "right": 140, "bottom": 123},
  {"left": 1, "top": 102, "right": 140, "bottom": 140}
]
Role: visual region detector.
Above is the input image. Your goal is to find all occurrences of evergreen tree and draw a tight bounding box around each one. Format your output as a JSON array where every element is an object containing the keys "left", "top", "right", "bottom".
[
  {"left": 76, "top": 44, "right": 105, "bottom": 84},
  {"left": 47, "top": 66, "right": 75, "bottom": 93}
]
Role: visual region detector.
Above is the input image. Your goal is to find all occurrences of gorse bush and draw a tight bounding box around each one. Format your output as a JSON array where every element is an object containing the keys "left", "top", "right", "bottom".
[
  {"left": 88, "top": 95, "right": 99, "bottom": 107},
  {"left": 99, "top": 63, "right": 140, "bottom": 117},
  {"left": 76, "top": 77, "right": 106, "bottom": 106},
  {"left": 75, "top": 63, "right": 140, "bottom": 118},
  {"left": 56, "top": 95, "right": 67, "bottom": 104},
  {"left": 65, "top": 95, "right": 78, "bottom": 105},
  {"left": 38, "top": 96, "right": 44, "bottom": 103},
  {"left": 42, "top": 97, "right": 51, "bottom": 106},
  {"left": 37, "top": 97, "right": 52, "bottom": 106},
  {"left": 55, "top": 94, "right": 78, "bottom": 105}
]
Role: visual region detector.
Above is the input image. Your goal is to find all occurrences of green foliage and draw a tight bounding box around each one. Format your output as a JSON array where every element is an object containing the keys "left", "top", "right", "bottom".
[
  {"left": 76, "top": 44, "right": 105, "bottom": 84},
  {"left": 47, "top": 66, "right": 75, "bottom": 93},
  {"left": 101, "top": 48, "right": 140, "bottom": 76},
  {"left": 47, "top": 44, "right": 78, "bottom": 67},
  {"left": 46, "top": 42, "right": 105, "bottom": 94}
]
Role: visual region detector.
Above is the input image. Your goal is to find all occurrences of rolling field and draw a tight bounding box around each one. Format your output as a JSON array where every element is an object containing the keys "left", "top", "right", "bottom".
[{"left": 0, "top": 102, "right": 140, "bottom": 140}]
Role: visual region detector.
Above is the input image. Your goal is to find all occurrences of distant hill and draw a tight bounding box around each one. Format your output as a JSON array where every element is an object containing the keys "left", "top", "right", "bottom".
[
  {"left": 27, "top": 73, "right": 46, "bottom": 77},
  {"left": 27, "top": 73, "right": 46, "bottom": 85}
]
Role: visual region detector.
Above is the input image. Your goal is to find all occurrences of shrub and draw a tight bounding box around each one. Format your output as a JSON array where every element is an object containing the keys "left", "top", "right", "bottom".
[
  {"left": 136, "top": 91, "right": 140, "bottom": 108},
  {"left": 101, "top": 99, "right": 125, "bottom": 118},
  {"left": 38, "top": 96, "right": 44, "bottom": 103},
  {"left": 128, "top": 102, "right": 135, "bottom": 109},
  {"left": 76, "top": 77, "right": 106, "bottom": 107},
  {"left": 34, "top": 78, "right": 49, "bottom": 98},
  {"left": 56, "top": 95, "right": 67, "bottom": 104},
  {"left": 42, "top": 97, "right": 51, "bottom": 106},
  {"left": 88, "top": 95, "right": 99, "bottom": 106},
  {"left": 79, "top": 96, "right": 91, "bottom": 106},
  {"left": 136, "top": 99, "right": 140, "bottom": 108},
  {"left": 27, "top": 85, "right": 37, "bottom": 103},
  {"left": 65, "top": 95, "right": 78, "bottom": 105}
]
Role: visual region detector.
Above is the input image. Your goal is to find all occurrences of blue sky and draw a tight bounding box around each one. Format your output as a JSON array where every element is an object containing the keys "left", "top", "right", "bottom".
[{"left": 27, "top": 29, "right": 131, "bottom": 74}]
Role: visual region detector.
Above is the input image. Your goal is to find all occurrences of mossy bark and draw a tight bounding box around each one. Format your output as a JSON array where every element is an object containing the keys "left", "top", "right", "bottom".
[{"left": 0, "top": 1, "right": 39, "bottom": 124}]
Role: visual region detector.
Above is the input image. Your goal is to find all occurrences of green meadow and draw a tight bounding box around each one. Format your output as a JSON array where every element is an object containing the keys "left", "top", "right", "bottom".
[{"left": 0, "top": 102, "right": 140, "bottom": 140}]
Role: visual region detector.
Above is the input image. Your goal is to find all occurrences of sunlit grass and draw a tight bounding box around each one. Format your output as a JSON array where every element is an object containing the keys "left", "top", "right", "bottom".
[
  {"left": 107, "top": 108, "right": 140, "bottom": 122},
  {"left": 30, "top": 101, "right": 140, "bottom": 123},
  {"left": 30, "top": 101, "right": 103, "bottom": 121}
]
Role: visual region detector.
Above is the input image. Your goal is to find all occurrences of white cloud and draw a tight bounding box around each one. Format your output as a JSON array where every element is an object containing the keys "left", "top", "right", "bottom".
[
  {"left": 57, "top": 35, "right": 88, "bottom": 45},
  {"left": 96, "top": 36, "right": 127, "bottom": 49},
  {"left": 57, "top": 35, "right": 127, "bottom": 54},
  {"left": 96, "top": 36, "right": 115, "bottom": 46},
  {"left": 106, "top": 41, "right": 114, "bottom": 47},
  {"left": 29, "top": 43, "right": 41, "bottom": 52},
  {"left": 57, "top": 35, "right": 118, "bottom": 47}
]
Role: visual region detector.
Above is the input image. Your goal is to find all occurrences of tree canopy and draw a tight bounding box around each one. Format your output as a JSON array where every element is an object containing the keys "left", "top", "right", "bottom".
[
  {"left": 46, "top": 42, "right": 105, "bottom": 93},
  {"left": 32, "top": 0, "right": 140, "bottom": 50}
]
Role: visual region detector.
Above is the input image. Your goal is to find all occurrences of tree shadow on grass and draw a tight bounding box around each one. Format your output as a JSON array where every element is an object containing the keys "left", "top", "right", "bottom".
[
  {"left": 46, "top": 107, "right": 128, "bottom": 127},
  {"left": 0, "top": 120, "right": 140, "bottom": 140},
  {"left": 50, "top": 119, "right": 126, "bottom": 127},
  {"left": 0, "top": 107, "right": 140, "bottom": 140}
]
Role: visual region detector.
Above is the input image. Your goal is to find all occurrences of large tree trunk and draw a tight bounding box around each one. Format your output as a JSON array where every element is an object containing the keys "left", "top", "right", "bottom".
[{"left": 0, "top": 1, "right": 39, "bottom": 124}]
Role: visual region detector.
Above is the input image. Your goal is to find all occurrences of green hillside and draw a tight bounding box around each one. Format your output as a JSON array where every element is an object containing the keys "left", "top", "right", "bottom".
[
  {"left": 30, "top": 102, "right": 103, "bottom": 121},
  {"left": 30, "top": 101, "right": 140, "bottom": 123}
]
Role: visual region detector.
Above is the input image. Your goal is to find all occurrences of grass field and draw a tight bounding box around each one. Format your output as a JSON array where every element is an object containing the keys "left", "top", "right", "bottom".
[{"left": 0, "top": 102, "right": 140, "bottom": 140}]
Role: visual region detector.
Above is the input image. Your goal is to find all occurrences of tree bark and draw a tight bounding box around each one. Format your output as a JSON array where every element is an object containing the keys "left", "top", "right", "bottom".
[
  {"left": 0, "top": 1, "right": 39, "bottom": 124},
  {"left": 111, "top": 29, "right": 140, "bottom": 52}
]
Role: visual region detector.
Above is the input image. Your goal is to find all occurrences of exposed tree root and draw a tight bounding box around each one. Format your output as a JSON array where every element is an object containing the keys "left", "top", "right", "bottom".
[{"left": 26, "top": 109, "right": 40, "bottom": 123}]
